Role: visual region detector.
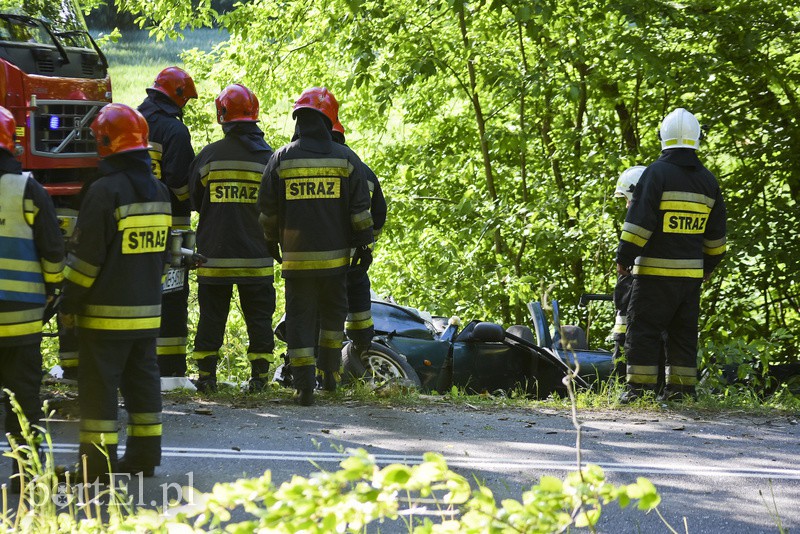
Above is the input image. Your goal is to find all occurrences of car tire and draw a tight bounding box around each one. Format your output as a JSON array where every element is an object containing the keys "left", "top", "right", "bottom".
[{"left": 342, "top": 342, "right": 422, "bottom": 388}]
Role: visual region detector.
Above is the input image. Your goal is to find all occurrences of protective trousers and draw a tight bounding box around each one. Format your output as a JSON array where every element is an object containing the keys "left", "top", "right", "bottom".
[
  {"left": 284, "top": 275, "right": 347, "bottom": 390},
  {"left": 58, "top": 327, "right": 79, "bottom": 378},
  {"left": 78, "top": 334, "right": 162, "bottom": 480},
  {"left": 193, "top": 282, "right": 276, "bottom": 374},
  {"left": 611, "top": 274, "right": 632, "bottom": 375},
  {"left": 625, "top": 277, "right": 701, "bottom": 390},
  {"left": 345, "top": 267, "right": 374, "bottom": 351},
  {"left": 0, "top": 344, "right": 42, "bottom": 437},
  {"left": 157, "top": 279, "right": 190, "bottom": 377}
]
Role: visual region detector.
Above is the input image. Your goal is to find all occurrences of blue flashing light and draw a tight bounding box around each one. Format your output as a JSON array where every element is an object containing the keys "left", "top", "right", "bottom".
[{"left": 49, "top": 116, "right": 60, "bottom": 130}]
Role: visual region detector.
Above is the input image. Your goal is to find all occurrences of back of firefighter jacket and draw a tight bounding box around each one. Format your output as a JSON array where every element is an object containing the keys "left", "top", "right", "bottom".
[
  {"left": 138, "top": 92, "right": 194, "bottom": 230},
  {"left": 62, "top": 152, "right": 172, "bottom": 339},
  {"left": 361, "top": 162, "right": 386, "bottom": 241},
  {"left": 0, "top": 156, "right": 65, "bottom": 346},
  {"left": 258, "top": 113, "right": 373, "bottom": 278},
  {"left": 189, "top": 125, "right": 274, "bottom": 284},
  {"left": 616, "top": 149, "right": 727, "bottom": 279}
]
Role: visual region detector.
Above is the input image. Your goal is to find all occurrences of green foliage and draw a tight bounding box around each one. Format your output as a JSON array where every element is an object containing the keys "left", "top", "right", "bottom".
[
  {"left": 122, "top": 450, "right": 661, "bottom": 533},
  {"left": 96, "top": 0, "right": 799, "bottom": 371},
  {"left": 1, "top": 392, "right": 134, "bottom": 532}
]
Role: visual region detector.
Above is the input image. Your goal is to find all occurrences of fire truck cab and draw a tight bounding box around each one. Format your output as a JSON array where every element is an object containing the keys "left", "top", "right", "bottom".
[{"left": 1, "top": 0, "right": 111, "bottom": 236}]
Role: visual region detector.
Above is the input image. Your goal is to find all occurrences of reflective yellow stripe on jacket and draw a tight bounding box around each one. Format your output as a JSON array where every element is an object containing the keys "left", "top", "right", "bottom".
[
  {"left": 201, "top": 160, "right": 265, "bottom": 205},
  {"left": 632, "top": 257, "right": 704, "bottom": 279},
  {"left": 197, "top": 257, "right": 274, "bottom": 279},
  {"left": 64, "top": 255, "right": 101, "bottom": 288},
  {"left": 40, "top": 258, "right": 64, "bottom": 284},
  {"left": 0, "top": 308, "right": 44, "bottom": 338},
  {"left": 77, "top": 304, "right": 162, "bottom": 331},
  {"left": 278, "top": 158, "right": 351, "bottom": 201},
  {"left": 0, "top": 174, "right": 47, "bottom": 306},
  {"left": 115, "top": 202, "right": 172, "bottom": 255},
  {"left": 659, "top": 191, "right": 716, "bottom": 213},
  {"left": 281, "top": 249, "right": 350, "bottom": 271},
  {"left": 703, "top": 237, "right": 727, "bottom": 256},
  {"left": 620, "top": 222, "right": 652, "bottom": 248}
]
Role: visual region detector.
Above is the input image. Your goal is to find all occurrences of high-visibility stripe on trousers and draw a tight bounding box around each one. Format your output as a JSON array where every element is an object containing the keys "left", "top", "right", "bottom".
[
  {"left": 157, "top": 280, "right": 189, "bottom": 377},
  {"left": 194, "top": 282, "right": 276, "bottom": 360},
  {"left": 625, "top": 277, "right": 701, "bottom": 388},
  {"left": 284, "top": 275, "right": 347, "bottom": 390},
  {"left": 78, "top": 335, "right": 162, "bottom": 480},
  {"left": 345, "top": 267, "right": 374, "bottom": 349}
]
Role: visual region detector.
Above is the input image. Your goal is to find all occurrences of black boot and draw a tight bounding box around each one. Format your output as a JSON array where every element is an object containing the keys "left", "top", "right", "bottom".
[
  {"left": 618, "top": 383, "right": 655, "bottom": 404},
  {"left": 317, "top": 370, "right": 339, "bottom": 392},
  {"left": 194, "top": 355, "right": 218, "bottom": 393},
  {"left": 294, "top": 388, "right": 315, "bottom": 406},
  {"left": 657, "top": 384, "right": 697, "bottom": 402},
  {"left": 248, "top": 358, "right": 271, "bottom": 393},
  {"left": 293, "top": 365, "right": 316, "bottom": 406},
  {"left": 116, "top": 456, "right": 155, "bottom": 477}
]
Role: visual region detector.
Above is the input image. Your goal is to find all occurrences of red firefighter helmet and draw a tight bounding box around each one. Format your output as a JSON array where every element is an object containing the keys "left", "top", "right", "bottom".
[
  {"left": 332, "top": 118, "right": 345, "bottom": 134},
  {"left": 0, "top": 106, "right": 15, "bottom": 154},
  {"left": 215, "top": 84, "right": 259, "bottom": 123},
  {"left": 90, "top": 103, "right": 150, "bottom": 158},
  {"left": 151, "top": 66, "right": 198, "bottom": 108},
  {"left": 292, "top": 86, "right": 339, "bottom": 128}
]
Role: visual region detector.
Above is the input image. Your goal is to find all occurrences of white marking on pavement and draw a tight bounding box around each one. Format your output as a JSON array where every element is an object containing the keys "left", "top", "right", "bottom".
[{"left": 12, "top": 445, "right": 800, "bottom": 481}]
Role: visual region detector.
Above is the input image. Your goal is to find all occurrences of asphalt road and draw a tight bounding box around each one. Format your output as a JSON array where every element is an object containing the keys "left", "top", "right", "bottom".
[{"left": 6, "top": 393, "right": 800, "bottom": 533}]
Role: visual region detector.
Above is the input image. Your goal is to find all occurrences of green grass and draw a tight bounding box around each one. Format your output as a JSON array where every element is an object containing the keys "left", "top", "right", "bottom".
[{"left": 95, "top": 28, "right": 228, "bottom": 107}]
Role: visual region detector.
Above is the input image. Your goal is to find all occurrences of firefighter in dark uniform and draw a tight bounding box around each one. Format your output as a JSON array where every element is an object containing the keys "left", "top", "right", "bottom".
[
  {"left": 61, "top": 104, "right": 171, "bottom": 481},
  {"left": 137, "top": 66, "right": 197, "bottom": 378},
  {"left": 611, "top": 166, "right": 645, "bottom": 373},
  {"left": 0, "top": 107, "right": 65, "bottom": 490},
  {"left": 258, "top": 87, "right": 373, "bottom": 406},
  {"left": 616, "top": 108, "right": 726, "bottom": 402},
  {"left": 189, "top": 84, "right": 276, "bottom": 393},
  {"left": 331, "top": 119, "right": 387, "bottom": 357}
]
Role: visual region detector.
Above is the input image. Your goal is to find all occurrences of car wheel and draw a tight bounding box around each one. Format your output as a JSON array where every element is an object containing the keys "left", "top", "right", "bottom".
[{"left": 342, "top": 342, "right": 422, "bottom": 388}]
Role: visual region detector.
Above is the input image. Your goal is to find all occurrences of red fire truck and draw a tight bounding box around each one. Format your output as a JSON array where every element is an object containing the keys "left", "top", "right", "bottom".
[{"left": 1, "top": 0, "right": 111, "bottom": 234}]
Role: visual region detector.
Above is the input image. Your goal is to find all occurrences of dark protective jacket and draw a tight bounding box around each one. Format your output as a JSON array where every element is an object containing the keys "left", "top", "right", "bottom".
[
  {"left": 364, "top": 163, "right": 387, "bottom": 240},
  {"left": 0, "top": 153, "right": 65, "bottom": 346},
  {"left": 612, "top": 274, "right": 633, "bottom": 340},
  {"left": 616, "top": 149, "right": 727, "bottom": 279},
  {"left": 330, "top": 131, "right": 386, "bottom": 241},
  {"left": 189, "top": 122, "right": 275, "bottom": 285},
  {"left": 138, "top": 91, "right": 194, "bottom": 229},
  {"left": 258, "top": 111, "right": 373, "bottom": 278},
  {"left": 61, "top": 151, "right": 172, "bottom": 338}
]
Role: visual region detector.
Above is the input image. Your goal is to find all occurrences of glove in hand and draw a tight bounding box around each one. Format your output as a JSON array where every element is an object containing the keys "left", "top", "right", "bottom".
[{"left": 351, "top": 244, "right": 373, "bottom": 271}]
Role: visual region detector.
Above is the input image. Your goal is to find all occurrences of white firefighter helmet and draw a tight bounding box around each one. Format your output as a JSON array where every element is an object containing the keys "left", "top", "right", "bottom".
[
  {"left": 659, "top": 108, "right": 701, "bottom": 150},
  {"left": 614, "top": 165, "right": 646, "bottom": 202}
]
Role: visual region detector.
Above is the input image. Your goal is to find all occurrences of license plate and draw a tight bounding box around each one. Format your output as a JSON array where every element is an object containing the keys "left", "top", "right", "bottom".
[{"left": 162, "top": 268, "right": 185, "bottom": 293}]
